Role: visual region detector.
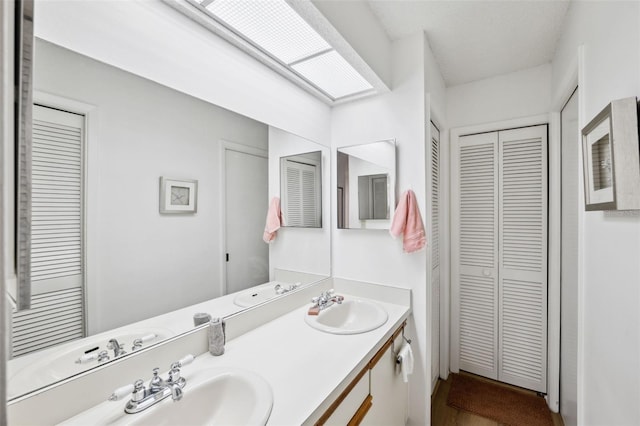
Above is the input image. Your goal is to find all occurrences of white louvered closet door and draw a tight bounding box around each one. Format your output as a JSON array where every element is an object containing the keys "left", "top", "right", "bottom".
[
  {"left": 455, "top": 131, "right": 500, "bottom": 380},
  {"left": 12, "top": 105, "right": 85, "bottom": 357},
  {"left": 498, "top": 126, "right": 548, "bottom": 392},
  {"left": 453, "top": 125, "right": 548, "bottom": 393}
]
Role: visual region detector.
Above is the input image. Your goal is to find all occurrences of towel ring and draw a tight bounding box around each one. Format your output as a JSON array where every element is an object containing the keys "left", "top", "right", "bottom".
[
  {"left": 402, "top": 327, "right": 412, "bottom": 345},
  {"left": 394, "top": 326, "right": 412, "bottom": 364}
]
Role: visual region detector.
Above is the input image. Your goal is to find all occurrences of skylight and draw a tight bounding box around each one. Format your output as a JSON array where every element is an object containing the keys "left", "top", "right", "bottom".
[
  {"left": 190, "top": 0, "right": 375, "bottom": 101},
  {"left": 292, "top": 50, "right": 373, "bottom": 99}
]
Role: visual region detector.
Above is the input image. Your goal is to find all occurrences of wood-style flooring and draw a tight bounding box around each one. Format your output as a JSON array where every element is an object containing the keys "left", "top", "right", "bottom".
[{"left": 431, "top": 372, "right": 564, "bottom": 426}]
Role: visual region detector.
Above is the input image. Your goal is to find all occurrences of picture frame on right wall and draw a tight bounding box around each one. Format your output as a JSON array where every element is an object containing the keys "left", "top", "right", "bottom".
[{"left": 582, "top": 97, "right": 640, "bottom": 211}]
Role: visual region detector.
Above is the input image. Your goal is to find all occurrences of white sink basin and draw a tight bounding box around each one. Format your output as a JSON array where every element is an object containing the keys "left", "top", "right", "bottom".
[
  {"left": 304, "top": 299, "right": 388, "bottom": 334},
  {"left": 61, "top": 368, "right": 273, "bottom": 425},
  {"left": 233, "top": 283, "right": 279, "bottom": 308},
  {"left": 8, "top": 327, "right": 173, "bottom": 399},
  {"left": 128, "top": 368, "right": 273, "bottom": 426}
]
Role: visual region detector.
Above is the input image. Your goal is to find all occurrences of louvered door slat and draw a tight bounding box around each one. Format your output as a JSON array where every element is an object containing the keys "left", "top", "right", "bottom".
[
  {"left": 498, "top": 125, "right": 548, "bottom": 393},
  {"left": 456, "top": 131, "right": 499, "bottom": 380}
]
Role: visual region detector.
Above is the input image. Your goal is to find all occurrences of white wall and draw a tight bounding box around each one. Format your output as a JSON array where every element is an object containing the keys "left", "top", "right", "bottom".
[
  {"left": 268, "top": 127, "right": 331, "bottom": 277},
  {"left": 35, "top": 40, "right": 268, "bottom": 333},
  {"left": 34, "top": 0, "right": 332, "bottom": 146},
  {"left": 551, "top": 2, "right": 640, "bottom": 425},
  {"left": 446, "top": 64, "right": 551, "bottom": 129},
  {"left": 331, "top": 33, "right": 429, "bottom": 425}
]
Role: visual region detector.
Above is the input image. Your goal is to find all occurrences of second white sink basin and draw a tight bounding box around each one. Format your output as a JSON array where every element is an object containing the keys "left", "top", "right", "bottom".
[
  {"left": 304, "top": 299, "right": 388, "bottom": 335},
  {"left": 61, "top": 368, "right": 273, "bottom": 425},
  {"left": 128, "top": 368, "right": 273, "bottom": 426}
]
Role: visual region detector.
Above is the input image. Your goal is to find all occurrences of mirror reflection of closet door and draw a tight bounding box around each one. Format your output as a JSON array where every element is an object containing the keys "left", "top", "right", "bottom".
[
  {"left": 223, "top": 146, "right": 268, "bottom": 295},
  {"left": 11, "top": 104, "right": 86, "bottom": 358}
]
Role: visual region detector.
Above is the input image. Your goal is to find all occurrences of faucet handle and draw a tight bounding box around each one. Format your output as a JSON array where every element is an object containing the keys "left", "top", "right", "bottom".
[
  {"left": 132, "top": 333, "right": 157, "bottom": 351},
  {"left": 109, "top": 383, "right": 134, "bottom": 401},
  {"left": 149, "top": 367, "right": 164, "bottom": 391},
  {"left": 97, "top": 350, "right": 110, "bottom": 363},
  {"left": 75, "top": 352, "right": 99, "bottom": 364},
  {"left": 177, "top": 354, "right": 195, "bottom": 367},
  {"left": 108, "top": 379, "right": 145, "bottom": 402},
  {"left": 169, "top": 354, "right": 194, "bottom": 384}
]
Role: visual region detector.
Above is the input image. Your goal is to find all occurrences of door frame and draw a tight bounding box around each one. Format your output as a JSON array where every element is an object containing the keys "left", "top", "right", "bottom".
[
  {"left": 427, "top": 119, "right": 441, "bottom": 392},
  {"left": 449, "top": 113, "right": 554, "bottom": 397},
  {"left": 219, "top": 140, "right": 268, "bottom": 297},
  {"left": 548, "top": 46, "right": 585, "bottom": 417}
]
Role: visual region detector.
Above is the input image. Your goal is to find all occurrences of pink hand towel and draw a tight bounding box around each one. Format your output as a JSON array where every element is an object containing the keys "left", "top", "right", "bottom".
[
  {"left": 390, "top": 190, "right": 426, "bottom": 253},
  {"left": 263, "top": 197, "right": 283, "bottom": 243}
]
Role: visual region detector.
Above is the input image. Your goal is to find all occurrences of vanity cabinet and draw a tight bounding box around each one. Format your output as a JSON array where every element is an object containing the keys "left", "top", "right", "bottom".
[
  {"left": 362, "top": 330, "right": 408, "bottom": 425},
  {"left": 316, "top": 322, "right": 409, "bottom": 426}
]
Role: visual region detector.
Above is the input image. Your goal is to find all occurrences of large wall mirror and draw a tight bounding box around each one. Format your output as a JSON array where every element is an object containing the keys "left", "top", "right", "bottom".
[
  {"left": 7, "top": 6, "right": 331, "bottom": 400},
  {"left": 337, "top": 139, "right": 396, "bottom": 230}
]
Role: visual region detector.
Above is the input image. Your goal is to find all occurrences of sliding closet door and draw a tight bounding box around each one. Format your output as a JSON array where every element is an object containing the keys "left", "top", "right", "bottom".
[
  {"left": 498, "top": 125, "right": 548, "bottom": 392},
  {"left": 454, "top": 131, "right": 499, "bottom": 380}
]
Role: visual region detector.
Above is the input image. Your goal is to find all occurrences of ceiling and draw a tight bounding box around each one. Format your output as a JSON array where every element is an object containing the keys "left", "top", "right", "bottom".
[{"left": 366, "top": 0, "right": 571, "bottom": 87}]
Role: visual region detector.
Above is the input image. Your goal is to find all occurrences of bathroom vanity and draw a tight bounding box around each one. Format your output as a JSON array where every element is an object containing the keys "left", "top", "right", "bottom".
[{"left": 8, "top": 278, "right": 411, "bottom": 425}]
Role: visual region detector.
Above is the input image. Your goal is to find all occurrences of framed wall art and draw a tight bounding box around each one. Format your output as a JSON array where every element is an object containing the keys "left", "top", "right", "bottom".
[
  {"left": 582, "top": 97, "right": 640, "bottom": 211},
  {"left": 159, "top": 177, "right": 198, "bottom": 214}
]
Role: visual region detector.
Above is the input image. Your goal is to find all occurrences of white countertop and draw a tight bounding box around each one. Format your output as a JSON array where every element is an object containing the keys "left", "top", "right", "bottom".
[{"left": 61, "top": 294, "right": 410, "bottom": 425}]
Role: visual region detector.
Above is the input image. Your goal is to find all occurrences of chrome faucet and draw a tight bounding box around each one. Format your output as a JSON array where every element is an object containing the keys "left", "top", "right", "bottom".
[
  {"left": 311, "top": 289, "right": 344, "bottom": 311},
  {"left": 107, "top": 338, "right": 126, "bottom": 358},
  {"left": 109, "top": 354, "right": 194, "bottom": 414}
]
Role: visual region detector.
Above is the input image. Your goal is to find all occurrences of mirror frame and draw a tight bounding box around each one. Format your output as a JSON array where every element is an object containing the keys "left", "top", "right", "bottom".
[{"left": 15, "top": 0, "right": 35, "bottom": 311}]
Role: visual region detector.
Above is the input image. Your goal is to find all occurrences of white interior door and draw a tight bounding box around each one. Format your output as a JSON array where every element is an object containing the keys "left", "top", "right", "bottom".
[
  {"left": 453, "top": 131, "right": 500, "bottom": 380},
  {"left": 224, "top": 147, "right": 268, "bottom": 295},
  {"left": 452, "top": 125, "right": 548, "bottom": 393},
  {"left": 498, "top": 125, "right": 548, "bottom": 393}
]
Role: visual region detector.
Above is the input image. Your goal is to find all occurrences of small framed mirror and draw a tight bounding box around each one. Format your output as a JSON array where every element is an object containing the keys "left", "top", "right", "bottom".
[
  {"left": 280, "top": 151, "right": 322, "bottom": 227},
  {"left": 337, "top": 139, "right": 396, "bottom": 229}
]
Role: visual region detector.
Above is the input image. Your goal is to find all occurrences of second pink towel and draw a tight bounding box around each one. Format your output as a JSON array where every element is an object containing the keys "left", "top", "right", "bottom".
[{"left": 263, "top": 197, "right": 283, "bottom": 243}]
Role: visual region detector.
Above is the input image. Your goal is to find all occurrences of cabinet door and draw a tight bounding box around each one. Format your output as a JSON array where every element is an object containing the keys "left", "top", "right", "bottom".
[
  {"left": 323, "top": 371, "right": 369, "bottom": 426},
  {"left": 362, "top": 333, "right": 408, "bottom": 426}
]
